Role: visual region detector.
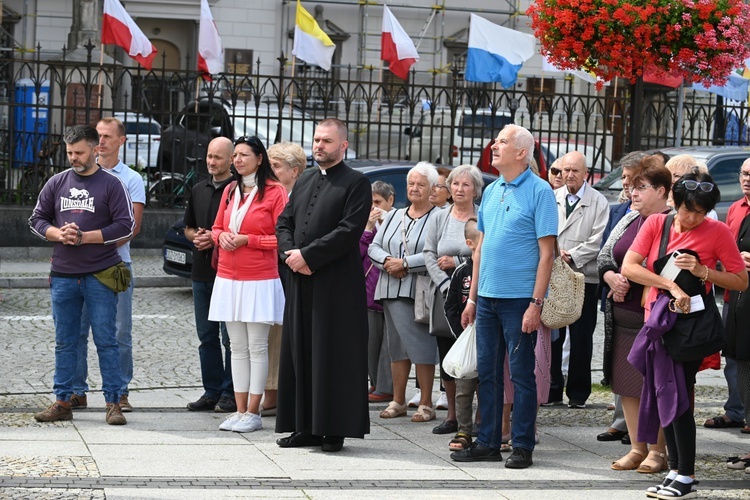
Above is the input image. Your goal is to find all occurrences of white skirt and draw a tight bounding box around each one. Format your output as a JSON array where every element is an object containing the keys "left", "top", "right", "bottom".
[{"left": 208, "top": 277, "right": 285, "bottom": 324}]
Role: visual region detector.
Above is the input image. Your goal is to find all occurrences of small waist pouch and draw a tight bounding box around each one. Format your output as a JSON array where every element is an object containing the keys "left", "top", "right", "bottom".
[{"left": 93, "top": 262, "right": 132, "bottom": 293}]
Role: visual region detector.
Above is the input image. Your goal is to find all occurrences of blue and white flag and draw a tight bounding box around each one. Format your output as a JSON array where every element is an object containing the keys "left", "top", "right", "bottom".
[
  {"left": 692, "top": 73, "right": 750, "bottom": 102},
  {"left": 466, "top": 14, "right": 535, "bottom": 88}
]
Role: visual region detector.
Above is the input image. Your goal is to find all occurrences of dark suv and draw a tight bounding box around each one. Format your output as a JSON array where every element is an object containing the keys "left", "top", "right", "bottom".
[{"left": 593, "top": 146, "right": 750, "bottom": 221}]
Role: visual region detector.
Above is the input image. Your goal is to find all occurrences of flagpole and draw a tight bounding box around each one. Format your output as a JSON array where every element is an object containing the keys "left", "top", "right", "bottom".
[
  {"left": 290, "top": 56, "right": 296, "bottom": 118},
  {"left": 97, "top": 43, "right": 105, "bottom": 109},
  {"left": 377, "top": 62, "right": 384, "bottom": 123},
  {"left": 194, "top": 76, "right": 201, "bottom": 113}
]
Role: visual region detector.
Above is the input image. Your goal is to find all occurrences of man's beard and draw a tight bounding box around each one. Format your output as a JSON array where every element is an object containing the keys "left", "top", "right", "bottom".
[{"left": 72, "top": 162, "right": 94, "bottom": 174}]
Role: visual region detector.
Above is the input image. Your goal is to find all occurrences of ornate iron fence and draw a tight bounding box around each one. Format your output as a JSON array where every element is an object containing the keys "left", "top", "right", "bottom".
[{"left": 1, "top": 43, "right": 747, "bottom": 207}]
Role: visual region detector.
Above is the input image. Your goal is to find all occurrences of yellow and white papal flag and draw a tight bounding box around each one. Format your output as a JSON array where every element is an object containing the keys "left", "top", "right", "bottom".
[{"left": 292, "top": 0, "right": 335, "bottom": 71}]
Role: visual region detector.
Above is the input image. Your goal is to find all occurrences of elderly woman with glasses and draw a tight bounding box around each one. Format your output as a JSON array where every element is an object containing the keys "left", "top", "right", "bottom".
[
  {"left": 209, "top": 136, "right": 288, "bottom": 433},
  {"left": 598, "top": 156, "right": 672, "bottom": 473},
  {"left": 430, "top": 166, "right": 453, "bottom": 209},
  {"left": 369, "top": 161, "right": 439, "bottom": 423},
  {"left": 423, "top": 165, "right": 484, "bottom": 436},
  {"left": 622, "top": 172, "right": 748, "bottom": 498}
]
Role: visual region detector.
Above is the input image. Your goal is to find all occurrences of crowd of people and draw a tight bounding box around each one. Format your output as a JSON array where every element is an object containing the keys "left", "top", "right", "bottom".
[{"left": 29, "top": 119, "right": 750, "bottom": 497}]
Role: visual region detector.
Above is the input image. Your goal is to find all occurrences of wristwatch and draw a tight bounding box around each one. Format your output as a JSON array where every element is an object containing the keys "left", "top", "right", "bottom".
[
  {"left": 530, "top": 297, "right": 543, "bottom": 307},
  {"left": 402, "top": 259, "right": 408, "bottom": 270}
]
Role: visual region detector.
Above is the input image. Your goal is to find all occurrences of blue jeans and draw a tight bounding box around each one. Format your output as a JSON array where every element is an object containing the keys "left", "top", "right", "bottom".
[
  {"left": 74, "top": 262, "right": 133, "bottom": 396},
  {"left": 50, "top": 275, "right": 123, "bottom": 404},
  {"left": 193, "top": 280, "right": 233, "bottom": 400},
  {"left": 475, "top": 296, "right": 537, "bottom": 451}
]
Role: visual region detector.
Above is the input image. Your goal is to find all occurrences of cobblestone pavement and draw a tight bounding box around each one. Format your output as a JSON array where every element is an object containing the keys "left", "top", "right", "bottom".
[{"left": 0, "top": 286, "right": 748, "bottom": 499}]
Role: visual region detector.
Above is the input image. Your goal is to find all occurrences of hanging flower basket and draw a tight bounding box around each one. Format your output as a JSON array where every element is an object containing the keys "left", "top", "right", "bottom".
[{"left": 528, "top": 0, "right": 750, "bottom": 89}]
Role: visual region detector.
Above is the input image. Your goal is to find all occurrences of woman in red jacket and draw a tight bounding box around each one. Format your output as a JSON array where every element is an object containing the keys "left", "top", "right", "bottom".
[{"left": 209, "top": 136, "right": 287, "bottom": 433}]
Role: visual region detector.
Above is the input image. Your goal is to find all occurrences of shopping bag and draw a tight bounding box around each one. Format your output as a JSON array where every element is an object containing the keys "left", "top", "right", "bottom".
[{"left": 441, "top": 324, "right": 477, "bottom": 379}]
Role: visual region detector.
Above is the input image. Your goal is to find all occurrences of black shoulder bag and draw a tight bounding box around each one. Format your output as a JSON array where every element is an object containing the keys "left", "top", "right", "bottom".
[{"left": 656, "top": 214, "right": 725, "bottom": 363}]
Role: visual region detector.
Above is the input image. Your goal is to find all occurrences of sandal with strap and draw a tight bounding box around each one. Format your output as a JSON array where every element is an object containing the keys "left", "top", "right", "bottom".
[
  {"left": 411, "top": 404, "right": 436, "bottom": 422},
  {"left": 611, "top": 448, "right": 646, "bottom": 470},
  {"left": 379, "top": 401, "right": 407, "bottom": 419},
  {"left": 637, "top": 450, "right": 669, "bottom": 473},
  {"left": 448, "top": 432, "right": 472, "bottom": 451}
]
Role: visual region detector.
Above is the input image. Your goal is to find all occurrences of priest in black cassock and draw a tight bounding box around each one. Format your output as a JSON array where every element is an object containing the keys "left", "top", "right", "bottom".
[{"left": 275, "top": 118, "right": 372, "bottom": 452}]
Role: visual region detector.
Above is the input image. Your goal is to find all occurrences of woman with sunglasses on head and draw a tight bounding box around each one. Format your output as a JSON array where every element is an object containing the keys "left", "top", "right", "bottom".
[
  {"left": 209, "top": 136, "right": 288, "bottom": 433},
  {"left": 665, "top": 155, "right": 718, "bottom": 220},
  {"left": 622, "top": 172, "right": 748, "bottom": 498}
]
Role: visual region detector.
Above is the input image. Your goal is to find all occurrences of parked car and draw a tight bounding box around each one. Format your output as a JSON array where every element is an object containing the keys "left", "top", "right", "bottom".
[
  {"left": 158, "top": 99, "right": 355, "bottom": 178},
  {"left": 405, "top": 108, "right": 513, "bottom": 166},
  {"left": 162, "top": 161, "right": 497, "bottom": 278},
  {"left": 593, "top": 146, "right": 750, "bottom": 220},
  {"left": 540, "top": 139, "right": 613, "bottom": 178},
  {"left": 114, "top": 112, "right": 161, "bottom": 169}
]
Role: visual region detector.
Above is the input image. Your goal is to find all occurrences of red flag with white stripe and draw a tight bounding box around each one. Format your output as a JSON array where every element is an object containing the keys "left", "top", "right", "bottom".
[
  {"left": 102, "top": 0, "right": 157, "bottom": 70},
  {"left": 198, "top": 0, "right": 224, "bottom": 80},
  {"left": 381, "top": 6, "right": 419, "bottom": 80}
]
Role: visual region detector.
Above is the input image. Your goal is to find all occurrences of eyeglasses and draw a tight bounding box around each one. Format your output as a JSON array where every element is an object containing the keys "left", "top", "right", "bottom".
[
  {"left": 434, "top": 183, "right": 448, "bottom": 190},
  {"left": 628, "top": 184, "right": 655, "bottom": 193},
  {"left": 234, "top": 135, "right": 263, "bottom": 147},
  {"left": 740, "top": 171, "right": 750, "bottom": 178},
  {"left": 550, "top": 167, "right": 562, "bottom": 176},
  {"left": 682, "top": 180, "right": 715, "bottom": 192}
]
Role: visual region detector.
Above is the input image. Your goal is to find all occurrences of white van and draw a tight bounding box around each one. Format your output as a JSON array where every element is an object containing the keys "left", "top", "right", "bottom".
[
  {"left": 405, "top": 108, "right": 513, "bottom": 165},
  {"left": 113, "top": 112, "right": 161, "bottom": 168}
]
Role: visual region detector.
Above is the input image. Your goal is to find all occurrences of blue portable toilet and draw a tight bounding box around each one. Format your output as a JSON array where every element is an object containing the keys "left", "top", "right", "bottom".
[{"left": 14, "top": 79, "right": 50, "bottom": 168}]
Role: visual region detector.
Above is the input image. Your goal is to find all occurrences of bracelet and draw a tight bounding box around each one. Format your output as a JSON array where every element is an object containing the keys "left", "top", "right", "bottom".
[
  {"left": 74, "top": 229, "right": 83, "bottom": 246},
  {"left": 701, "top": 264, "right": 709, "bottom": 284},
  {"left": 467, "top": 298, "right": 476, "bottom": 306}
]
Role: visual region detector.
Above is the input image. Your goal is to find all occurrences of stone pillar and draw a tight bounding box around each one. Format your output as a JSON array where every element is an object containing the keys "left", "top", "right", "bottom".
[{"left": 67, "top": 0, "right": 99, "bottom": 49}]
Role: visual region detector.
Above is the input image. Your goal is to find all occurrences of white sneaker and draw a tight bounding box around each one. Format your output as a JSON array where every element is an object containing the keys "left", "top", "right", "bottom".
[
  {"left": 436, "top": 392, "right": 448, "bottom": 410},
  {"left": 219, "top": 412, "right": 242, "bottom": 431},
  {"left": 232, "top": 412, "right": 262, "bottom": 433},
  {"left": 408, "top": 389, "right": 421, "bottom": 408}
]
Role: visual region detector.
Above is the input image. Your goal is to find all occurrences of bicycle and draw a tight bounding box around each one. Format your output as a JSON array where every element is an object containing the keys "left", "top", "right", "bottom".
[
  {"left": 16, "top": 138, "right": 61, "bottom": 205},
  {"left": 147, "top": 156, "right": 201, "bottom": 209}
]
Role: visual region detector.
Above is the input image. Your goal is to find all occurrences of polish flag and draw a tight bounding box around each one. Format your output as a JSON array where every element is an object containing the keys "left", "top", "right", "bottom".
[
  {"left": 381, "top": 6, "right": 419, "bottom": 80},
  {"left": 198, "top": 0, "right": 224, "bottom": 80},
  {"left": 102, "top": 0, "right": 157, "bottom": 70}
]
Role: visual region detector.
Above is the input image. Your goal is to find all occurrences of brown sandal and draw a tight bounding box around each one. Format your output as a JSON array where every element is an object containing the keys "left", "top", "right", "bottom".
[
  {"left": 448, "top": 432, "right": 472, "bottom": 451},
  {"left": 637, "top": 450, "right": 668, "bottom": 473},
  {"left": 611, "top": 448, "right": 646, "bottom": 470}
]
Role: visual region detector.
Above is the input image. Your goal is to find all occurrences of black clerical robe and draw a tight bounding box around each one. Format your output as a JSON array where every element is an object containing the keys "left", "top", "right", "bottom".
[{"left": 275, "top": 161, "right": 371, "bottom": 438}]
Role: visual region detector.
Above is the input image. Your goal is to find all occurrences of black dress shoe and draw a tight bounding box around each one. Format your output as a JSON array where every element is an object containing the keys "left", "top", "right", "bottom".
[
  {"left": 450, "top": 442, "right": 503, "bottom": 462},
  {"left": 504, "top": 447, "right": 533, "bottom": 469},
  {"left": 186, "top": 396, "right": 218, "bottom": 412},
  {"left": 321, "top": 436, "right": 345, "bottom": 452},
  {"left": 621, "top": 433, "right": 631, "bottom": 445},
  {"left": 276, "top": 432, "right": 323, "bottom": 448},
  {"left": 432, "top": 419, "right": 458, "bottom": 435},
  {"left": 597, "top": 429, "right": 628, "bottom": 442}
]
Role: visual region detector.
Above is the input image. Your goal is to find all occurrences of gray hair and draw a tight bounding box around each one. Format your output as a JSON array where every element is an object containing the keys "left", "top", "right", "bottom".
[
  {"left": 504, "top": 124, "right": 534, "bottom": 164},
  {"left": 371, "top": 180, "right": 395, "bottom": 201},
  {"left": 408, "top": 161, "right": 439, "bottom": 187},
  {"left": 447, "top": 164, "right": 484, "bottom": 201},
  {"left": 64, "top": 125, "right": 99, "bottom": 148},
  {"left": 620, "top": 151, "right": 647, "bottom": 171}
]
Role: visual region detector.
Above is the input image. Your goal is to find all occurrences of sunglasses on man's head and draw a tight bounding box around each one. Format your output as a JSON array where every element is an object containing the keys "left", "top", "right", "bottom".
[{"left": 681, "top": 180, "right": 714, "bottom": 192}]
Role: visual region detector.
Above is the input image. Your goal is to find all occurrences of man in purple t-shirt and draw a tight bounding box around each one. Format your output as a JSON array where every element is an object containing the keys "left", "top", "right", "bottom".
[{"left": 28, "top": 125, "right": 134, "bottom": 426}]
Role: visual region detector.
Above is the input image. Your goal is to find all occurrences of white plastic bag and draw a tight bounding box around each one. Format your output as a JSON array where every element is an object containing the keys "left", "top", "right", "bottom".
[{"left": 442, "top": 324, "right": 478, "bottom": 379}]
